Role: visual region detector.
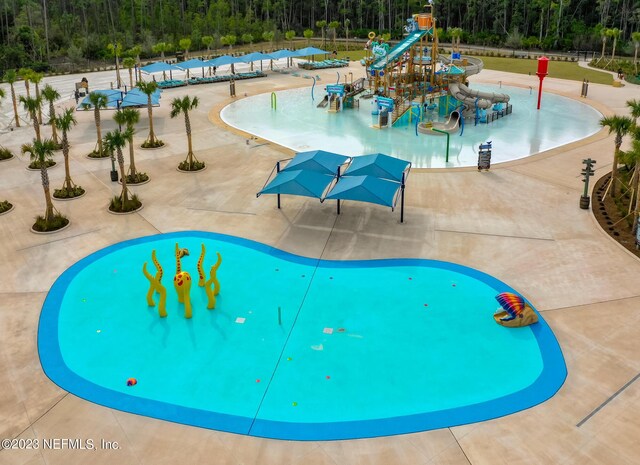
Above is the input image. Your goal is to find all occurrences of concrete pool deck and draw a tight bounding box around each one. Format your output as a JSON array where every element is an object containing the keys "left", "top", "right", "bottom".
[{"left": 1, "top": 62, "right": 640, "bottom": 464}]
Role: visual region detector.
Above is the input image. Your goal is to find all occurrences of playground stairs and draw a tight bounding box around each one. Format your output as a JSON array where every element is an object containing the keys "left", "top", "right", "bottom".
[
  {"left": 391, "top": 98, "right": 413, "bottom": 125},
  {"left": 328, "top": 97, "right": 339, "bottom": 112}
]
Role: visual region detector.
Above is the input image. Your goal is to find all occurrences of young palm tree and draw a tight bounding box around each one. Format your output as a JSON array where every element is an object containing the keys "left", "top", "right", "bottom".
[
  {"left": 600, "top": 115, "right": 635, "bottom": 196},
  {"left": 627, "top": 99, "right": 640, "bottom": 123},
  {"left": 630, "top": 131, "right": 640, "bottom": 234},
  {"left": 104, "top": 128, "right": 136, "bottom": 209},
  {"left": 41, "top": 84, "right": 61, "bottom": 147},
  {"left": 633, "top": 32, "right": 640, "bottom": 75},
  {"left": 82, "top": 92, "right": 109, "bottom": 157},
  {"left": 170, "top": 95, "right": 203, "bottom": 171},
  {"left": 137, "top": 81, "right": 163, "bottom": 148},
  {"left": 316, "top": 20, "right": 327, "bottom": 48},
  {"left": 114, "top": 108, "right": 146, "bottom": 183},
  {"left": 3, "top": 70, "right": 21, "bottom": 127},
  {"left": 19, "top": 68, "right": 33, "bottom": 98},
  {"left": 19, "top": 95, "right": 43, "bottom": 142},
  {"left": 0, "top": 89, "right": 14, "bottom": 159},
  {"left": 123, "top": 57, "right": 136, "bottom": 88},
  {"left": 52, "top": 108, "right": 84, "bottom": 199},
  {"left": 21, "top": 138, "right": 61, "bottom": 226},
  {"left": 30, "top": 72, "right": 44, "bottom": 124}
]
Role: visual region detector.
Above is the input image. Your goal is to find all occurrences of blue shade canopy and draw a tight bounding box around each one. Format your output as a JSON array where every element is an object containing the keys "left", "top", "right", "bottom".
[
  {"left": 238, "top": 52, "right": 273, "bottom": 62},
  {"left": 79, "top": 90, "right": 122, "bottom": 109},
  {"left": 283, "top": 150, "right": 350, "bottom": 175},
  {"left": 344, "top": 153, "right": 410, "bottom": 182},
  {"left": 140, "top": 62, "right": 178, "bottom": 74},
  {"left": 293, "top": 47, "right": 330, "bottom": 57},
  {"left": 120, "top": 88, "right": 161, "bottom": 107},
  {"left": 325, "top": 175, "right": 401, "bottom": 207},
  {"left": 175, "top": 58, "right": 208, "bottom": 70},
  {"left": 269, "top": 49, "right": 299, "bottom": 59},
  {"left": 205, "top": 55, "right": 243, "bottom": 67},
  {"left": 259, "top": 170, "right": 335, "bottom": 198}
]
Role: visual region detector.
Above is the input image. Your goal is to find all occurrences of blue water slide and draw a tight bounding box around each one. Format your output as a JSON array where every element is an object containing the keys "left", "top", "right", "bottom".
[{"left": 369, "top": 30, "right": 429, "bottom": 71}]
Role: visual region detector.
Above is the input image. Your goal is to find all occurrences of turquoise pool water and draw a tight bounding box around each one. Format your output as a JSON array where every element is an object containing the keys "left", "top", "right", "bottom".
[
  {"left": 39, "top": 231, "right": 566, "bottom": 440},
  {"left": 220, "top": 84, "right": 602, "bottom": 168}
]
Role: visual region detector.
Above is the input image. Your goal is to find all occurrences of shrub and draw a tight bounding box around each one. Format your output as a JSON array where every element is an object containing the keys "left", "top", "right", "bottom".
[
  {"left": 126, "top": 172, "right": 149, "bottom": 184},
  {"left": 178, "top": 160, "right": 206, "bottom": 171},
  {"left": 141, "top": 139, "right": 165, "bottom": 149},
  {"left": 87, "top": 148, "right": 110, "bottom": 158},
  {"left": 109, "top": 193, "right": 142, "bottom": 213},
  {"left": 28, "top": 159, "right": 56, "bottom": 169},
  {"left": 53, "top": 186, "right": 85, "bottom": 199},
  {"left": 32, "top": 213, "right": 69, "bottom": 232},
  {"left": 0, "top": 200, "right": 12, "bottom": 213},
  {"left": 0, "top": 147, "right": 13, "bottom": 160}
]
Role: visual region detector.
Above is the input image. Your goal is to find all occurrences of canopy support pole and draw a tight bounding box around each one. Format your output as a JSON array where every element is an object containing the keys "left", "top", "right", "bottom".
[
  {"left": 336, "top": 167, "right": 341, "bottom": 215},
  {"left": 400, "top": 172, "right": 406, "bottom": 223},
  {"left": 276, "top": 161, "right": 281, "bottom": 209}
]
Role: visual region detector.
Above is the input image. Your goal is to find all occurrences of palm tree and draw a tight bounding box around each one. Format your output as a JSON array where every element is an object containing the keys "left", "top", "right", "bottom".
[
  {"left": 202, "top": 36, "right": 214, "bottom": 57},
  {"left": 600, "top": 115, "right": 635, "bottom": 196},
  {"left": 628, "top": 99, "right": 640, "bottom": 124},
  {"left": 0, "top": 89, "right": 14, "bottom": 159},
  {"left": 82, "top": 91, "right": 109, "bottom": 157},
  {"left": 630, "top": 131, "right": 640, "bottom": 234},
  {"left": 107, "top": 42, "right": 123, "bottom": 88},
  {"left": 123, "top": 57, "right": 136, "bottom": 88},
  {"left": 344, "top": 19, "right": 351, "bottom": 51},
  {"left": 241, "top": 33, "right": 253, "bottom": 50},
  {"left": 22, "top": 139, "right": 60, "bottom": 225},
  {"left": 19, "top": 68, "right": 33, "bottom": 98},
  {"left": 599, "top": 28, "right": 609, "bottom": 61},
  {"left": 104, "top": 128, "right": 136, "bottom": 209},
  {"left": 609, "top": 28, "right": 620, "bottom": 64},
  {"left": 52, "top": 108, "right": 83, "bottom": 199},
  {"left": 41, "top": 84, "right": 61, "bottom": 147},
  {"left": 316, "top": 20, "right": 327, "bottom": 48},
  {"left": 3, "top": 70, "right": 21, "bottom": 127},
  {"left": 328, "top": 21, "right": 340, "bottom": 48},
  {"left": 19, "top": 95, "right": 43, "bottom": 142},
  {"left": 129, "top": 45, "right": 143, "bottom": 81},
  {"left": 179, "top": 38, "right": 192, "bottom": 59},
  {"left": 114, "top": 108, "right": 146, "bottom": 183},
  {"left": 303, "top": 29, "right": 314, "bottom": 47},
  {"left": 30, "top": 72, "right": 44, "bottom": 124},
  {"left": 450, "top": 27, "right": 463, "bottom": 52},
  {"left": 153, "top": 41, "right": 168, "bottom": 60},
  {"left": 170, "top": 95, "right": 203, "bottom": 171},
  {"left": 633, "top": 32, "right": 640, "bottom": 75},
  {"left": 137, "top": 80, "right": 163, "bottom": 148}
]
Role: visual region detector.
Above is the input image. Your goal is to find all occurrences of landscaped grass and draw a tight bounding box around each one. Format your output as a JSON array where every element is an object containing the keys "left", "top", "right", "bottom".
[{"left": 475, "top": 56, "right": 613, "bottom": 85}]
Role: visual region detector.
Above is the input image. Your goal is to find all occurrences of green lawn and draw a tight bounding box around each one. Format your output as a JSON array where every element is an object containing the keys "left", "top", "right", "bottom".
[
  {"left": 327, "top": 50, "right": 614, "bottom": 85},
  {"left": 475, "top": 56, "right": 613, "bottom": 85}
]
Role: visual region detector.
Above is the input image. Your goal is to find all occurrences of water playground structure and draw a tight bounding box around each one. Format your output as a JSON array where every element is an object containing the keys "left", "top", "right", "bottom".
[
  {"left": 494, "top": 292, "right": 539, "bottom": 328},
  {"left": 320, "top": 4, "right": 512, "bottom": 135},
  {"left": 142, "top": 242, "right": 222, "bottom": 319}
]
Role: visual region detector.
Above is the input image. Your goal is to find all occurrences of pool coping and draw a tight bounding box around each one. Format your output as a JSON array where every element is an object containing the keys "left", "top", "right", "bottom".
[{"left": 38, "top": 230, "right": 567, "bottom": 441}]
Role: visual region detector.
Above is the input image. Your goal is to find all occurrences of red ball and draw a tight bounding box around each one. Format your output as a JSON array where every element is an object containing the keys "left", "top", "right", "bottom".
[{"left": 126, "top": 378, "right": 137, "bottom": 386}]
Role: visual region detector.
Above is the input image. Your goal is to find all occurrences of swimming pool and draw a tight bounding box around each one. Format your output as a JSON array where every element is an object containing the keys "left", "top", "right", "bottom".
[
  {"left": 39, "top": 231, "right": 566, "bottom": 440},
  {"left": 221, "top": 84, "right": 602, "bottom": 168}
]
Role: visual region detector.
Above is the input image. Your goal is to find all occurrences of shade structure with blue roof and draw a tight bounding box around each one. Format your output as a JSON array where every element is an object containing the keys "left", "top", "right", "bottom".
[
  {"left": 140, "top": 62, "right": 179, "bottom": 74},
  {"left": 258, "top": 170, "right": 335, "bottom": 199},
  {"left": 78, "top": 89, "right": 123, "bottom": 109},
  {"left": 325, "top": 175, "right": 401, "bottom": 208},
  {"left": 205, "top": 55, "right": 243, "bottom": 67},
  {"left": 175, "top": 58, "right": 208, "bottom": 70},
  {"left": 237, "top": 52, "right": 273, "bottom": 63},
  {"left": 120, "top": 88, "right": 161, "bottom": 108},
  {"left": 282, "top": 150, "right": 349, "bottom": 175},
  {"left": 343, "top": 153, "right": 411, "bottom": 182},
  {"left": 268, "top": 49, "right": 299, "bottom": 59},
  {"left": 293, "top": 47, "right": 330, "bottom": 57}
]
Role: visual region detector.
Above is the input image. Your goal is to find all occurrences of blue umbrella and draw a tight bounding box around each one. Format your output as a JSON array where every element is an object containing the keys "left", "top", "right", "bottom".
[
  {"left": 237, "top": 52, "right": 273, "bottom": 63},
  {"left": 78, "top": 89, "right": 122, "bottom": 109},
  {"left": 175, "top": 58, "right": 208, "bottom": 70},
  {"left": 325, "top": 175, "right": 401, "bottom": 207},
  {"left": 293, "top": 47, "right": 330, "bottom": 57},
  {"left": 205, "top": 55, "right": 243, "bottom": 67},
  {"left": 120, "top": 88, "right": 161, "bottom": 107},
  {"left": 343, "top": 153, "right": 410, "bottom": 182},
  {"left": 269, "top": 49, "right": 299, "bottom": 59},
  {"left": 283, "top": 150, "right": 350, "bottom": 175},
  {"left": 140, "top": 62, "right": 178, "bottom": 74}
]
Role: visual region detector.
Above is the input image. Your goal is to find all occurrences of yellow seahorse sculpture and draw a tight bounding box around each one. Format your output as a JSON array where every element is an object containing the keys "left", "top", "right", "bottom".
[
  {"left": 205, "top": 252, "right": 222, "bottom": 309},
  {"left": 174, "top": 243, "right": 193, "bottom": 319},
  {"left": 197, "top": 243, "right": 206, "bottom": 287},
  {"left": 142, "top": 250, "right": 167, "bottom": 317}
]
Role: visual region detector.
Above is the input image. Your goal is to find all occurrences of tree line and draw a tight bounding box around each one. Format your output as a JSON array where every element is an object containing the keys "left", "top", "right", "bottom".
[{"left": 1, "top": 0, "right": 639, "bottom": 72}]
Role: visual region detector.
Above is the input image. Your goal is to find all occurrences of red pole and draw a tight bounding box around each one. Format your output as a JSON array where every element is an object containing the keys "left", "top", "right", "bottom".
[{"left": 537, "top": 75, "right": 544, "bottom": 110}]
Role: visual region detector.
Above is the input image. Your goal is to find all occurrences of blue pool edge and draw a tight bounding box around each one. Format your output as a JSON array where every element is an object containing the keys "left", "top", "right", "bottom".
[{"left": 37, "top": 230, "right": 568, "bottom": 441}]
